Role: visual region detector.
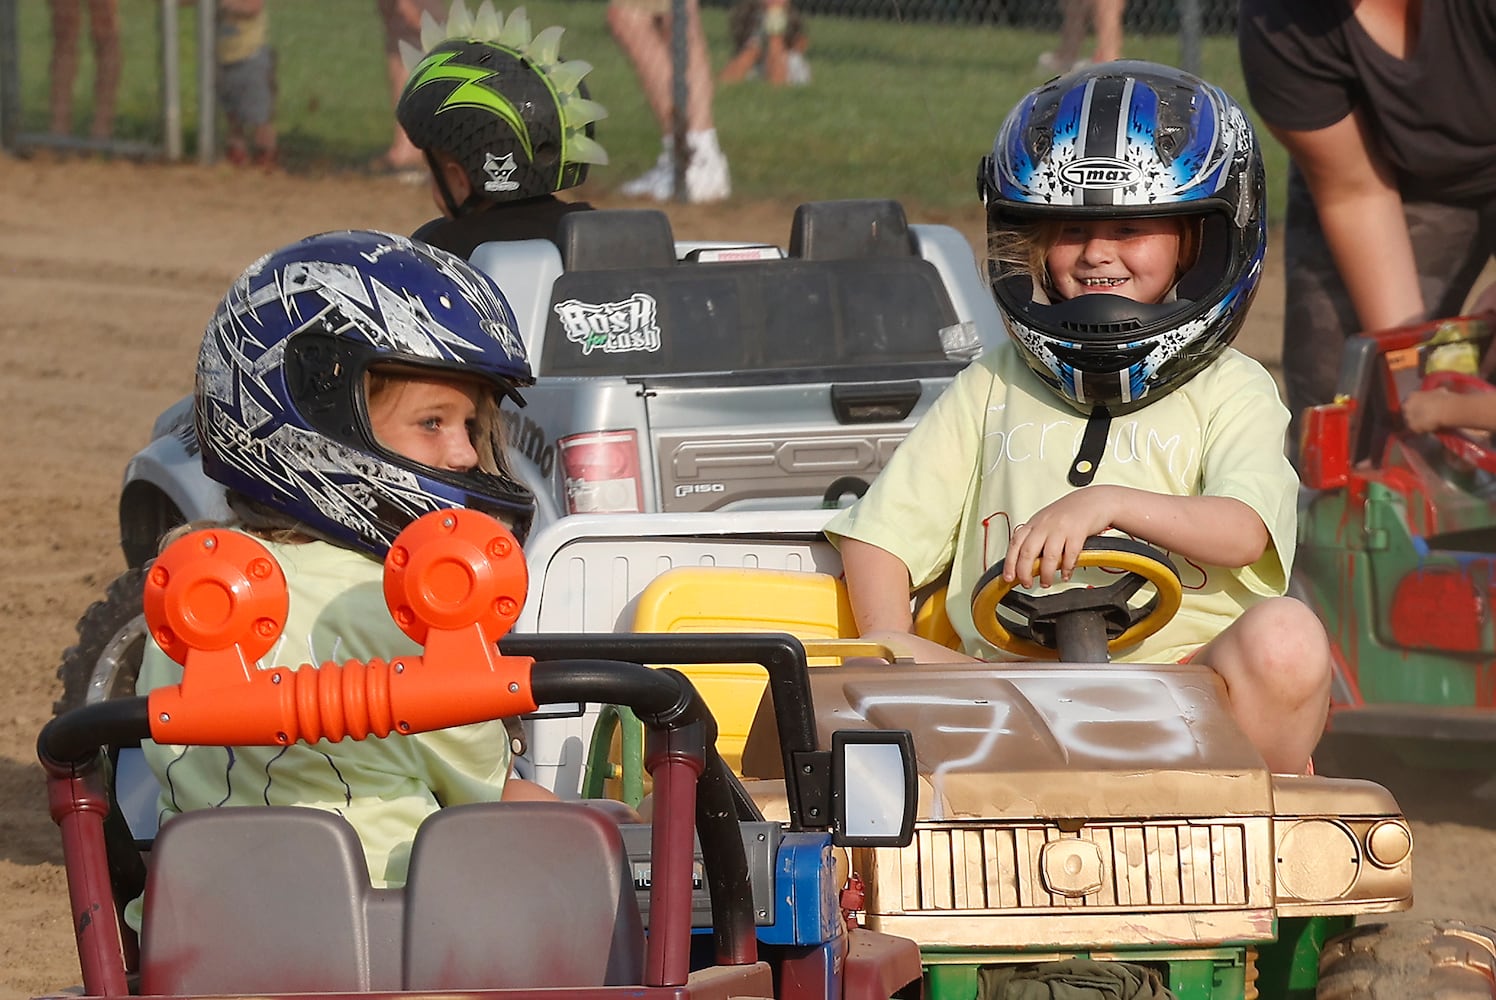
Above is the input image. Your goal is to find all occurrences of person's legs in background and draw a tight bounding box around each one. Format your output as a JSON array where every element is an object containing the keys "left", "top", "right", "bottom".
[
  {"left": 48, "top": 0, "right": 120, "bottom": 139},
  {"left": 609, "top": 0, "right": 730, "bottom": 203},
  {"left": 1037, "top": 0, "right": 1088, "bottom": 75},
  {"left": 220, "top": 46, "right": 278, "bottom": 169},
  {"left": 48, "top": 0, "right": 81, "bottom": 135},
  {"left": 1089, "top": 0, "right": 1124, "bottom": 62},
  {"left": 376, "top": 0, "right": 445, "bottom": 172}
]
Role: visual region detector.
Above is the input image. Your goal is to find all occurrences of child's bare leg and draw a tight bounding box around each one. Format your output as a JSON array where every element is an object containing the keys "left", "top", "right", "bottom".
[
  {"left": 85, "top": 0, "right": 121, "bottom": 139},
  {"left": 49, "top": 0, "right": 81, "bottom": 134},
  {"left": 1192, "top": 597, "right": 1331, "bottom": 774},
  {"left": 719, "top": 37, "right": 762, "bottom": 84},
  {"left": 1053, "top": 0, "right": 1087, "bottom": 64},
  {"left": 1090, "top": 0, "right": 1124, "bottom": 63}
]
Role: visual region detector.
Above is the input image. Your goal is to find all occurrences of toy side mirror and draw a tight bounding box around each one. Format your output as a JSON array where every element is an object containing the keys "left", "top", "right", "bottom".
[{"left": 830, "top": 729, "right": 917, "bottom": 847}]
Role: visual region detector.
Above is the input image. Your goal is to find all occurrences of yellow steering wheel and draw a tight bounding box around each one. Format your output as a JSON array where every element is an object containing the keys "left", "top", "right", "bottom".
[{"left": 970, "top": 535, "right": 1183, "bottom": 662}]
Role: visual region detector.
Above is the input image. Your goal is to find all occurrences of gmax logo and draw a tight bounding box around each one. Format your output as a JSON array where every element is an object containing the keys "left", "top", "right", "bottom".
[{"left": 1059, "top": 158, "right": 1141, "bottom": 190}]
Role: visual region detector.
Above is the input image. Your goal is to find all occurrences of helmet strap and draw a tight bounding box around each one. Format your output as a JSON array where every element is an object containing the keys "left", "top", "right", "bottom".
[
  {"left": 427, "top": 150, "right": 465, "bottom": 219},
  {"left": 1068, "top": 406, "right": 1111, "bottom": 487}
]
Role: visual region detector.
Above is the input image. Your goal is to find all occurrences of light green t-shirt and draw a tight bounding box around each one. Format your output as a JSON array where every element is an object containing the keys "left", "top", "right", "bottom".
[
  {"left": 127, "top": 534, "right": 512, "bottom": 927},
  {"left": 825, "top": 343, "right": 1299, "bottom": 663}
]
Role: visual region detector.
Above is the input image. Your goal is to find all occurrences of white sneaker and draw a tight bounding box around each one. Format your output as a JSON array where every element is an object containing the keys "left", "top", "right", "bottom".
[
  {"left": 684, "top": 146, "right": 731, "bottom": 204},
  {"left": 1036, "top": 51, "right": 1090, "bottom": 75},
  {"left": 786, "top": 51, "right": 812, "bottom": 86},
  {"left": 619, "top": 148, "right": 674, "bottom": 200}
]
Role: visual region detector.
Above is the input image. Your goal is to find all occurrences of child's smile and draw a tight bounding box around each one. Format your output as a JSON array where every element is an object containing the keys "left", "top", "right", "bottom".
[{"left": 1047, "top": 218, "right": 1185, "bottom": 305}]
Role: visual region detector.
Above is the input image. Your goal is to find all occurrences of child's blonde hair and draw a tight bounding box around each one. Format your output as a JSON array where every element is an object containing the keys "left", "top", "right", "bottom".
[{"left": 988, "top": 215, "right": 1203, "bottom": 300}]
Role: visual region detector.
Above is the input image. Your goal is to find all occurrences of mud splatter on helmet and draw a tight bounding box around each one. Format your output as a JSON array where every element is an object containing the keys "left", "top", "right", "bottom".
[
  {"left": 977, "top": 60, "right": 1266, "bottom": 415},
  {"left": 396, "top": 1, "right": 607, "bottom": 206},
  {"left": 195, "top": 229, "right": 536, "bottom": 556}
]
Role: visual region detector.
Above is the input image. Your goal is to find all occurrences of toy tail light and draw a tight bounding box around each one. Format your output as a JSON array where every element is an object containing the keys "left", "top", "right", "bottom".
[
  {"left": 558, "top": 430, "right": 644, "bottom": 514},
  {"left": 1389, "top": 569, "right": 1483, "bottom": 652},
  {"left": 1300, "top": 398, "right": 1356, "bottom": 490}
]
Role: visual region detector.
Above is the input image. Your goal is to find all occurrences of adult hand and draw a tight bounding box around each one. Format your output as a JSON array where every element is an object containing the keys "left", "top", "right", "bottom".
[{"left": 1402, "top": 388, "right": 1456, "bottom": 434}]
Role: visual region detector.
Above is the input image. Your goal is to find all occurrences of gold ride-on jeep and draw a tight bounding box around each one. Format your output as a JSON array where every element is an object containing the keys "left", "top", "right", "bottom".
[{"left": 574, "top": 529, "right": 1496, "bottom": 1000}]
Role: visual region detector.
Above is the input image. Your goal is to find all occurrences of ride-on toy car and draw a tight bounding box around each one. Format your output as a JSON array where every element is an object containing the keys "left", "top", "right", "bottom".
[
  {"left": 36, "top": 508, "right": 923, "bottom": 1000},
  {"left": 509, "top": 509, "right": 1496, "bottom": 1000},
  {"left": 1297, "top": 311, "right": 1496, "bottom": 775}
]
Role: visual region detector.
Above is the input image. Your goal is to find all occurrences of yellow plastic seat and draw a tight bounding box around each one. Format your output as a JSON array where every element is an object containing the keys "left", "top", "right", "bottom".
[
  {"left": 912, "top": 582, "right": 961, "bottom": 651},
  {"left": 630, "top": 567, "right": 858, "bottom": 772}
]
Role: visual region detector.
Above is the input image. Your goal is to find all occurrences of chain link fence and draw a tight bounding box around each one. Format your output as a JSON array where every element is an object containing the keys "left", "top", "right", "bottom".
[{"left": 0, "top": 0, "right": 1252, "bottom": 210}]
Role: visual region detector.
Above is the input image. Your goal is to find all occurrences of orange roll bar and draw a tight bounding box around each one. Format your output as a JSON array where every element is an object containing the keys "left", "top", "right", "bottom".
[{"left": 144, "top": 510, "right": 537, "bottom": 748}]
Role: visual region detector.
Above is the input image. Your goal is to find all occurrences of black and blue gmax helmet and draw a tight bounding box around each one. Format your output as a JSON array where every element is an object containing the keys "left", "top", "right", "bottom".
[
  {"left": 195, "top": 229, "right": 536, "bottom": 556},
  {"left": 978, "top": 60, "right": 1267, "bottom": 415}
]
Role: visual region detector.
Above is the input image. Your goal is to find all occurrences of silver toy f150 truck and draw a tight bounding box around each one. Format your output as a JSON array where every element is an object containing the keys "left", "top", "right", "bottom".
[{"left": 61, "top": 199, "right": 1001, "bottom": 711}]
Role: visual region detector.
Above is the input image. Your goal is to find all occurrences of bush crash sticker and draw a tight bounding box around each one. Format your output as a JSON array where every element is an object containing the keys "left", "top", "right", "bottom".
[{"left": 555, "top": 293, "right": 662, "bottom": 355}]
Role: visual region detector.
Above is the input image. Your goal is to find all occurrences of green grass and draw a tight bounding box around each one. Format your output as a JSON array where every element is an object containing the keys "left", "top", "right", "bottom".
[{"left": 11, "top": 0, "right": 1288, "bottom": 217}]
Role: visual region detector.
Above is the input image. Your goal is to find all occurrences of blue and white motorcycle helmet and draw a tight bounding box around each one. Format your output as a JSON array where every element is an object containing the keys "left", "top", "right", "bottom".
[
  {"left": 195, "top": 229, "right": 536, "bottom": 556},
  {"left": 977, "top": 60, "right": 1266, "bottom": 415}
]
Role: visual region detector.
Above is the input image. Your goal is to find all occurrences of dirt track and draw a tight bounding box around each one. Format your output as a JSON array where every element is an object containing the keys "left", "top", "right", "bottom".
[{"left": 1, "top": 154, "right": 1492, "bottom": 999}]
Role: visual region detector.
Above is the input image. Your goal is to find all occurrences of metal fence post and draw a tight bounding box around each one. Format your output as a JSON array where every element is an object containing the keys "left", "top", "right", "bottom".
[
  {"left": 0, "top": 0, "right": 19, "bottom": 153},
  {"left": 1178, "top": 0, "right": 1202, "bottom": 76},
  {"left": 198, "top": 0, "right": 216, "bottom": 164},
  {"left": 670, "top": 0, "right": 688, "bottom": 203},
  {"left": 161, "top": 0, "right": 181, "bottom": 160}
]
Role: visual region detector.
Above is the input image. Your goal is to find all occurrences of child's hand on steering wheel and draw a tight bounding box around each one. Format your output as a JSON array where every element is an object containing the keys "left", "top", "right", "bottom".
[{"left": 1003, "top": 487, "right": 1119, "bottom": 589}]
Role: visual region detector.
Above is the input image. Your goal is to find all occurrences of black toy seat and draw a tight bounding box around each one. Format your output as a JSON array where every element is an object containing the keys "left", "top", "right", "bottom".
[
  {"left": 788, "top": 199, "right": 916, "bottom": 259},
  {"left": 559, "top": 209, "right": 677, "bottom": 271}
]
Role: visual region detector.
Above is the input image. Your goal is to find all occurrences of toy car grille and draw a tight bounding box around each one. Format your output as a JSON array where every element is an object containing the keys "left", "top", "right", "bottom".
[{"left": 877, "top": 819, "right": 1255, "bottom": 913}]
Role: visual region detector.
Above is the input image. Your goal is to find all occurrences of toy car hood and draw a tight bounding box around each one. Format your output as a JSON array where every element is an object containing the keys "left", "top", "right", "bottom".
[{"left": 805, "top": 660, "right": 1274, "bottom": 821}]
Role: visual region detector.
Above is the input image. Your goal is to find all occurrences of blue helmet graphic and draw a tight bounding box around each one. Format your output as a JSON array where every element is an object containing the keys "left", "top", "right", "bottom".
[{"left": 195, "top": 229, "right": 536, "bottom": 556}]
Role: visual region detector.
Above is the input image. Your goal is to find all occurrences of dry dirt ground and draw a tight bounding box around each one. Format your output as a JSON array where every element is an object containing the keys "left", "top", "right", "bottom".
[{"left": 2, "top": 155, "right": 1493, "bottom": 999}]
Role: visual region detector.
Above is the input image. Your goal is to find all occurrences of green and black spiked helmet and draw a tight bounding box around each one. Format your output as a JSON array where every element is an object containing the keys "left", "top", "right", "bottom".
[{"left": 396, "top": 1, "right": 608, "bottom": 204}]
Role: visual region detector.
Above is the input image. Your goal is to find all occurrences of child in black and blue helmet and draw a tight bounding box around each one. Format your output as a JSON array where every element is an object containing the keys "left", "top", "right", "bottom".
[{"left": 827, "top": 61, "right": 1332, "bottom": 776}]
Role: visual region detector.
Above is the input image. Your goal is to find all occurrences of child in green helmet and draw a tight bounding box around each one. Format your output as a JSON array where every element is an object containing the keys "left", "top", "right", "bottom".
[{"left": 394, "top": 0, "right": 609, "bottom": 257}]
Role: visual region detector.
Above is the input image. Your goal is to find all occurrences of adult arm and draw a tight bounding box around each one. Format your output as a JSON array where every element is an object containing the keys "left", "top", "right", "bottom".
[
  {"left": 1402, "top": 389, "right": 1496, "bottom": 434},
  {"left": 1267, "top": 110, "right": 1425, "bottom": 332}
]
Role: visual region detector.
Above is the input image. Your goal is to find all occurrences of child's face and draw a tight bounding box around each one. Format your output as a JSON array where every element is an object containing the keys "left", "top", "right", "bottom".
[
  {"left": 1045, "top": 218, "right": 1183, "bottom": 305},
  {"left": 368, "top": 373, "right": 484, "bottom": 472}
]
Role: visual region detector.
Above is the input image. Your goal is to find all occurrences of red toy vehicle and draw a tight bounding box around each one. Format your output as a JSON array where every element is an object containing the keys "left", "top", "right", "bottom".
[
  {"left": 35, "top": 509, "right": 922, "bottom": 1000},
  {"left": 1297, "top": 311, "right": 1496, "bottom": 776}
]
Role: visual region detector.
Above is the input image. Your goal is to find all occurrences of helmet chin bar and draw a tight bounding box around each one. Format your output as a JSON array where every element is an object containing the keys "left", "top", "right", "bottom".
[{"left": 1033, "top": 292, "right": 1190, "bottom": 333}]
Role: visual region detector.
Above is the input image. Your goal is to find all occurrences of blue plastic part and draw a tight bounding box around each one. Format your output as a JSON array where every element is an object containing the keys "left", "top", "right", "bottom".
[{"left": 761, "top": 832, "right": 842, "bottom": 947}]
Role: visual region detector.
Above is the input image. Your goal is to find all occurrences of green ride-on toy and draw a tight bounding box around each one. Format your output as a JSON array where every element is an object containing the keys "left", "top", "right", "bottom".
[{"left": 1297, "top": 311, "right": 1496, "bottom": 777}]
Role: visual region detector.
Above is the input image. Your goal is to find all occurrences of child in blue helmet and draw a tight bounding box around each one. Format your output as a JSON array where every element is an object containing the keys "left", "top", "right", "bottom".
[
  {"left": 127, "top": 230, "right": 552, "bottom": 928},
  {"left": 826, "top": 61, "right": 1331, "bottom": 776}
]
